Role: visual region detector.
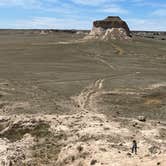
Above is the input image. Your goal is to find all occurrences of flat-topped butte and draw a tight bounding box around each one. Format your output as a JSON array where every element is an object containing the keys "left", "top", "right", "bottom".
[{"left": 93, "top": 16, "right": 131, "bottom": 36}]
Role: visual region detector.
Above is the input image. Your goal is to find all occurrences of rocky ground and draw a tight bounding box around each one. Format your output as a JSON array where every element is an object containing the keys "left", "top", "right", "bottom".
[{"left": 0, "top": 79, "right": 166, "bottom": 166}]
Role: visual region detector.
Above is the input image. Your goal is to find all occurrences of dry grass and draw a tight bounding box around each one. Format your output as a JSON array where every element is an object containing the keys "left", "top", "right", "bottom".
[{"left": 144, "top": 98, "right": 162, "bottom": 105}]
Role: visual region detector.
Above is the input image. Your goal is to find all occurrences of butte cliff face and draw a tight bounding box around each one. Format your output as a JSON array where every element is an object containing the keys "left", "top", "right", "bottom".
[{"left": 85, "top": 16, "right": 131, "bottom": 40}]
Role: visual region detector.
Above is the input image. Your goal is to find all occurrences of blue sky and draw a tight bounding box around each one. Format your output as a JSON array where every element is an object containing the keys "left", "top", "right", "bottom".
[{"left": 0, "top": 0, "right": 166, "bottom": 30}]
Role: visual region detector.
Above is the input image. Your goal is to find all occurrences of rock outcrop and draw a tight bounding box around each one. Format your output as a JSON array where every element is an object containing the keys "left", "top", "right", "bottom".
[{"left": 85, "top": 16, "right": 131, "bottom": 40}]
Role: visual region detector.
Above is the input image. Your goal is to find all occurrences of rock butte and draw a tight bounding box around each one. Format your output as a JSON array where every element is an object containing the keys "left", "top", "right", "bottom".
[{"left": 85, "top": 16, "right": 131, "bottom": 40}]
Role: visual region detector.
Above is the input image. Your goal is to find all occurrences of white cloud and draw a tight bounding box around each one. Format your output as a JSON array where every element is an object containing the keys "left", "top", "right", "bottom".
[
  {"left": 70, "top": 0, "right": 126, "bottom": 6},
  {"left": 132, "top": 0, "right": 166, "bottom": 8},
  {"left": 0, "top": 0, "right": 42, "bottom": 8},
  {"left": 152, "top": 9, "right": 166, "bottom": 16},
  {"left": 101, "top": 4, "right": 128, "bottom": 14},
  {"left": 12, "top": 17, "right": 91, "bottom": 29},
  {"left": 70, "top": 0, "right": 107, "bottom": 6},
  {"left": 127, "top": 18, "right": 166, "bottom": 31}
]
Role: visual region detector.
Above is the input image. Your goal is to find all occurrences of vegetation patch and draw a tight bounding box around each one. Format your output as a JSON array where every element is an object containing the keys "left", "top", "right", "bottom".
[
  {"left": 30, "top": 132, "right": 67, "bottom": 165},
  {"left": 0, "top": 122, "right": 51, "bottom": 142},
  {"left": 144, "top": 98, "right": 162, "bottom": 105}
]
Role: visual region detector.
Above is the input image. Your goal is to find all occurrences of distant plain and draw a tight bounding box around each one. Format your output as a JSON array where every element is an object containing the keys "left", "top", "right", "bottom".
[{"left": 0, "top": 30, "right": 165, "bottom": 119}]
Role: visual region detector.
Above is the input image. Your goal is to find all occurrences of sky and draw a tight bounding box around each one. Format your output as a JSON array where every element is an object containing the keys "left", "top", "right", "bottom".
[{"left": 0, "top": 0, "right": 166, "bottom": 31}]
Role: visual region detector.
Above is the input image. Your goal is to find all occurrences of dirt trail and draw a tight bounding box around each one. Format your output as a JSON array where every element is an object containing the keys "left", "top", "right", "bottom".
[
  {"left": 111, "top": 42, "right": 124, "bottom": 55},
  {"left": 73, "top": 79, "right": 104, "bottom": 112},
  {"left": 32, "top": 39, "right": 86, "bottom": 46},
  {"left": 95, "top": 54, "right": 116, "bottom": 70}
]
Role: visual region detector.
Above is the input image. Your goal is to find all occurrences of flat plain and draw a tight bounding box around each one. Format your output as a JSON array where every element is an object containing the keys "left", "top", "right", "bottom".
[{"left": 0, "top": 30, "right": 166, "bottom": 165}]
